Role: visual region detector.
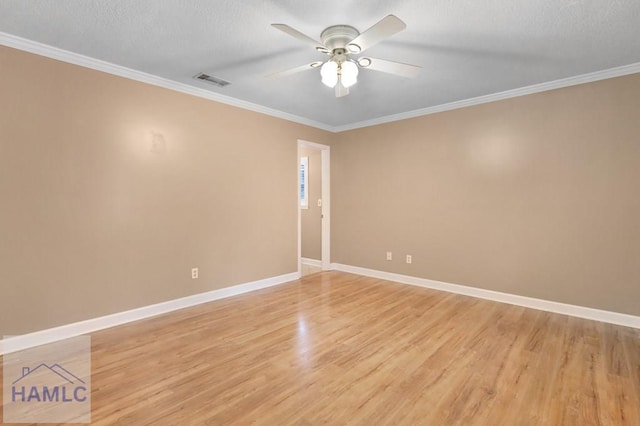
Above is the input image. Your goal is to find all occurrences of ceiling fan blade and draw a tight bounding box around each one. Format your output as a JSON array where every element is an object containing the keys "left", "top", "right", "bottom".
[
  {"left": 266, "top": 62, "right": 323, "bottom": 79},
  {"left": 360, "top": 57, "right": 421, "bottom": 78},
  {"left": 272, "top": 24, "right": 328, "bottom": 51},
  {"left": 347, "top": 15, "right": 406, "bottom": 53}
]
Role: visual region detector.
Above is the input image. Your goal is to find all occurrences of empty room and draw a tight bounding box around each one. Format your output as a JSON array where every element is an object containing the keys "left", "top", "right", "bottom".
[{"left": 1, "top": 1, "right": 639, "bottom": 424}]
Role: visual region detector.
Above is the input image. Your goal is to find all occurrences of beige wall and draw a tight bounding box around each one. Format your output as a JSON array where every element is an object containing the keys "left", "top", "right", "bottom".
[
  {"left": 300, "top": 147, "right": 322, "bottom": 260},
  {"left": 332, "top": 73, "right": 640, "bottom": 316},
  {"left": 0, "top": 46, "right": 332, "bottom": 335},
  {"left": 2, "top": 44, "right": 639, "bottom": 337}
]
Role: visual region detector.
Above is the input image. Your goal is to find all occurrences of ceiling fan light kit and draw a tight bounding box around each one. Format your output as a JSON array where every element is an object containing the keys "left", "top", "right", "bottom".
[
  {"left": 340, "top": 61, "right": 359, "bottom": 87},
  {"left": 320, "top": 60, "right": 338, "bottom": 87},
  {"left": 270, "top": 15, "right": 421, "bottom": 97}
]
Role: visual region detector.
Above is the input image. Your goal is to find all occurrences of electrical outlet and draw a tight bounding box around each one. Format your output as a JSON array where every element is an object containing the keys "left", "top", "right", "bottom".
[
  {"left": 406, "top": 255, "right": 412, "bottom": 264},
  {"left": 386, "top": 251, "right": 392, "bottom": 261},
  {"left": 191, "top": 268, "right": 199, "bottom": 279}
]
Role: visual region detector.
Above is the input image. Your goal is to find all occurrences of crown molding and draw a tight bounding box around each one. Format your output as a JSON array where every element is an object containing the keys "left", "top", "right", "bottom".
[
  {"left": 2, "top": 31, "right": 639, "bottom": 134},
  {"left": 0, "top": 31, "right": 333, "bottom": 132},
  {"left": 332, "top": 62, "right": 640, "bottom": 132}
]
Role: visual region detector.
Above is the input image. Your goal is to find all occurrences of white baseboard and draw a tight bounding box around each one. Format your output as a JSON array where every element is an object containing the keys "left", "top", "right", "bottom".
[
  {"left": 5, "top": 264, "right": 636, "bottom": 356},
  {"left": 0, "top": 271, "right": 300, "bottom": 355},
  {"left": 301, "top": 258, "right": 322, "bottom": 268},
  {"left": 331, "top": 263, "right": 640, "bottom": 329}
]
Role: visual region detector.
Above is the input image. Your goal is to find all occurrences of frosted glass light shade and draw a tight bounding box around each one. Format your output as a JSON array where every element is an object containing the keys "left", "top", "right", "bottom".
[
  {"left": 341, "top": 61, "right": 359, "bottom": 88},
  {"left": 321, "top": 61, "right": 338, "bottom": 87}
]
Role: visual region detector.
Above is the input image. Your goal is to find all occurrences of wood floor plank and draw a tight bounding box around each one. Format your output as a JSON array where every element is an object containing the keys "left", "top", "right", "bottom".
[{"left": 1, "top": 271, "right": 639, "bottom": 425}]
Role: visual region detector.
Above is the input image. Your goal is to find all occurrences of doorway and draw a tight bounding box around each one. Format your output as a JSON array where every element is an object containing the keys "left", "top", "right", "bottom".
[{"left": 298, "top": 140, "right": 330, "bottom": 276}]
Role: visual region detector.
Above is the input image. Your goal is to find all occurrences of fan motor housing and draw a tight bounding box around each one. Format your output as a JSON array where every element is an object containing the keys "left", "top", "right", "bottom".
[{"left": 320, "top": 25, "right": 359, "bottom": 50}]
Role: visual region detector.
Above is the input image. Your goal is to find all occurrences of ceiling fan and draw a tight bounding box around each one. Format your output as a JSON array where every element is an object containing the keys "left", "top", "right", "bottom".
[{"left": 268, "top": 15, "right": 421, "bottom": 97}]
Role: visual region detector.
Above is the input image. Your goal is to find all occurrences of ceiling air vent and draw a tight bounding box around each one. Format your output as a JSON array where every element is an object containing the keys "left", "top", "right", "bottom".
[{"left": 193, "top": 73, "right": 231, "bottom": 87}]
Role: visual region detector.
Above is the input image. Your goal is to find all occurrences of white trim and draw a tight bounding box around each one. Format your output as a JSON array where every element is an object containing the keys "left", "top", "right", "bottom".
[
  {"left": 298, "top": 140, "right": 332, "bottom": 151},
  {"left": 331, "top": 62, "right": 640, "bottom": 132},
  {"left": 320, "top": 147, "right": 331, "bottom": 270},
  {"left": 297, "top": 140, "right": 331, "bottom": 271},
  {"left": 331, "top": 263, "right": 640, "bottom": 329},
  {"left": 2, "top": 31, "right": 639, "bottom": 133},
  {"left": 301, "top": 257, "right": 322, "bottom": 268},
  {"left": 0, "top": 31, "right": 332, "bottom": 132},
  {"left": 0, "top": 272, "right": 300, "bottom": 355},
  {"left": 297, "top": 142, "right": 302, "bottom": 277}
]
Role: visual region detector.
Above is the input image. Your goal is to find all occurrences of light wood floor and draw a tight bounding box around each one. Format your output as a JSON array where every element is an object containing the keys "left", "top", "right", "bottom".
[{"left": 2, "top": 271, "right": 640, "bottom": 425}]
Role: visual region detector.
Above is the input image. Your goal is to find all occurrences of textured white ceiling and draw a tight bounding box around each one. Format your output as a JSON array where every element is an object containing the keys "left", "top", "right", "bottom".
[{"left": 1, "top": 0, "right": 639, "bottom": 128}]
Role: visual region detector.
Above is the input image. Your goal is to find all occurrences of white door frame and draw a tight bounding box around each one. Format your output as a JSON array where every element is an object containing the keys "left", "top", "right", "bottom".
[{"left": 297, "top": 140, "right": 331, "bottom": 273}]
